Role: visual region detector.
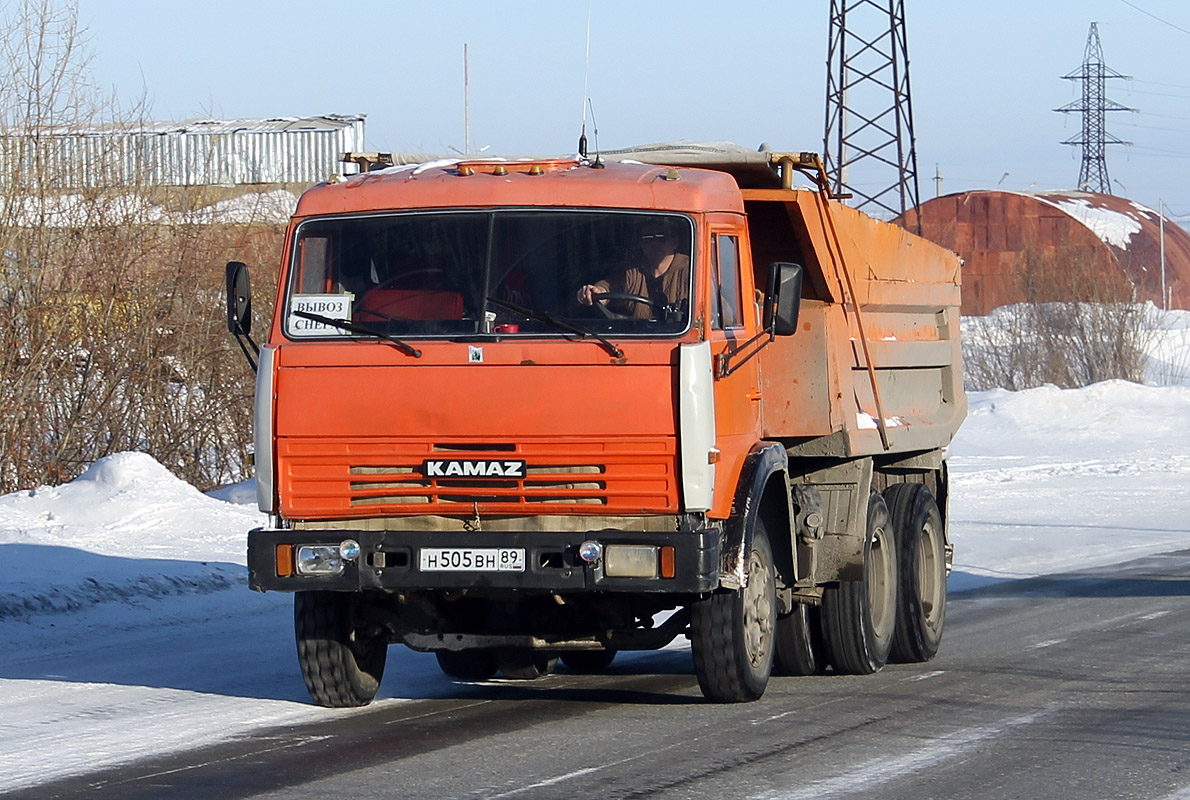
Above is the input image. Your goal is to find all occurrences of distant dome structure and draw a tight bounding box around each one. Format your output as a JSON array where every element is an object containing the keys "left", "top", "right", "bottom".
[{"left": 904, "top": 191, "right": 1190, "bottom": 315}]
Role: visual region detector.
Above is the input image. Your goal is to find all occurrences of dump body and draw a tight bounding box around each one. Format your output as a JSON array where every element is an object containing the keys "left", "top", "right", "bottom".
[
  {"left": 233, "top": 146, "right": 965, "bottom": 706},
  {"left": 748, "top": 188, "right": 965, "bottom": 455}
]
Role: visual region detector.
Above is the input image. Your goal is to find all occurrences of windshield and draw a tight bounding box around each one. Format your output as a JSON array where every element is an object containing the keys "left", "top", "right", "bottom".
[{"left": 283, "top": 210, "right": 694, "bottom": 339}]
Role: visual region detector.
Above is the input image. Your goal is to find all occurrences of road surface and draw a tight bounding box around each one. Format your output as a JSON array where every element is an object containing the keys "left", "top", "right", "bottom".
[{"left": 11, "top": 549, "right": 1190, "bottom": 800}]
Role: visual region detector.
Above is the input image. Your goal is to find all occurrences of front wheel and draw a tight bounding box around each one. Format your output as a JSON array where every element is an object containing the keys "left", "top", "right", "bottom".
[
  {"left": 690, "top": 518, "right": 777, "bottom": 702},
  {"left": 821, "top": 491, "right": 898, "bottom": 675},
  {"left": 294, "top": 591, "right": 388, "bottom": 708}
]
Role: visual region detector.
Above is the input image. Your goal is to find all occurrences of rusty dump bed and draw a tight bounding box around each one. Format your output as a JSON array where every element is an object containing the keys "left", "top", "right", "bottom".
[{"left": 748, "top": 189, "right": 965, "bottom": 457}]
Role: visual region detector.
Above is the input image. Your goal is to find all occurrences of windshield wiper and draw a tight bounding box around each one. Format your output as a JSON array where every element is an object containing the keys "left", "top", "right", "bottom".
[
  {"left": 292, "top": 310, "right": 422, "bottom": 358},
  {"left": 485, "top": 296, "right": 623, "bottom": 359}
]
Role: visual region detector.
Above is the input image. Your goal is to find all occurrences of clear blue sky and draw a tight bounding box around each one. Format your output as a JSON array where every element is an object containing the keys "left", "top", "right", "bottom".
[{"left": 78, "top": 0, "right": 1190, "bottom": 219}]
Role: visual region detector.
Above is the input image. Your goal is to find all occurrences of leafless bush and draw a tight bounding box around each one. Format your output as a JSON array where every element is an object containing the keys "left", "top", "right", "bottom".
[
  {"left": 962, "top": 246, "right": 1151, "bottom": 391},
  {"left": 0, "top": 1, "right": 282, "bottom": 492}
]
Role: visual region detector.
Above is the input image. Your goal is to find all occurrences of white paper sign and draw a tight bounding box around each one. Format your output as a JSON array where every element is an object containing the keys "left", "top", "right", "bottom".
[{"left": 288, "top": 294, "right": 353, "bottom": 337}]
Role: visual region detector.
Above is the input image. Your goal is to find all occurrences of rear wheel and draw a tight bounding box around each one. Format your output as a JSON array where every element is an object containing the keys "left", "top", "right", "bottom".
[
  {"left": 436, "top": 649, "right": 498, "bottom": 681},
  {"left": 495, "top": 649, "right": 558, "bottom": 680},
  {"left": 561, "top": 650, "right": 617, "bottom": 672},
  {"left": 294, "top": 591, "right": 387, "bottom": 707},
  {"left": 821, "top": 491, "right": 898, "bottom": 674},
  {"left": 690, "top": 518, "right": 777, "bottom": 702},
  {"left": 883, "top": 482, "right": 947, "bottom": 662},
  {"left": 773, "top": 601, "right": 827, "bottom": 676}
]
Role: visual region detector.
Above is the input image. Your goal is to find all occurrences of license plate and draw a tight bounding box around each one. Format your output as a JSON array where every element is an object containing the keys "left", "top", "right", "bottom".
[{"left": 419, "top": 547, "right": 526, "bottom": 572}]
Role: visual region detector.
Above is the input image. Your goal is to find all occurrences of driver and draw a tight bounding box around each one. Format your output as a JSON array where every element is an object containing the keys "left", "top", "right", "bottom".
[{"left": 576, "top": 220, "right": 689, "bottom": 319}]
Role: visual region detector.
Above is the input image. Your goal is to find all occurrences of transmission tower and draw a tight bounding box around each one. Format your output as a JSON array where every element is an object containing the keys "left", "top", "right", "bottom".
[
  {"left": 1055, "top": 22, "right": 1133, "bottom": 194},
  {"left": 823, "top": 0, "right": 921, "bottom": 224}
]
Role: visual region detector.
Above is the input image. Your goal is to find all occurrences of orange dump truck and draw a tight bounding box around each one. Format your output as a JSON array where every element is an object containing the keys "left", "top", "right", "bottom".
[{"left": 226, "top": 143, "right": 965, "bottom": 707}]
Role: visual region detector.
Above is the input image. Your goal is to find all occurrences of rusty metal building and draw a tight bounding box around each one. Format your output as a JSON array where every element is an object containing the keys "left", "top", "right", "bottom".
[
  {"left": 3, "top": 114, "right": 365, "bottom": 188},
  {"left": 905, "top": 190, "right": 1190, "bottom": 315}
]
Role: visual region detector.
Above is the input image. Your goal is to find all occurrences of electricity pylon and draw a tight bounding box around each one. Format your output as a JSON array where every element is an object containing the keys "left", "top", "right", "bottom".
[
  {"left": 1055, "top": 22, "right": 1133, "bottom": 194},
  {"left": 823, "top": 0, "right": 921, "bottom": 225}
]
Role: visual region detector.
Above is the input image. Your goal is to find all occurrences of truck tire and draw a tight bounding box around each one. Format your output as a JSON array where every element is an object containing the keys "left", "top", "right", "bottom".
[
  {"left": 691, "top": 518, "right": 776, "bottom": 702},
  {"left": 294, "top": 591, "right": 387, "bottom": 708},
  {"left": 821, "top": 491, "right": 897, "bottom": 675},
  {"left": 436, "top": 649, "right": 498, "bottom": 681},
  {"left": 773, "top": 602, "right": 827, "bottom": 676},
  {"left": 561, "top": 650, "right": 617, "bottom": 672},
  {"left": 496, "top": 649, "right": 558, "bottom": 680},
  {"left": 883, "top": 482, "right": 947, "bottom": 663}
]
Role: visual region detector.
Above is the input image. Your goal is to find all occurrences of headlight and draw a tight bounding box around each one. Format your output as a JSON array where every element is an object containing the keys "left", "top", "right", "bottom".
[
  {"left": 604, "top": 544, "right": 659, "bottom": 578},
  {"left": 296, "top": 545, "right": 345, "bottom": 576}
]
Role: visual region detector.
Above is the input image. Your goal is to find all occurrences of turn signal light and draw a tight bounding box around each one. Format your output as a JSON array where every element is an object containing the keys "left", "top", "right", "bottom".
[
  {"left": 660, "top": 546, "right": 676, "bottom": 579},
  {"left": 275, "top": 544, "right": 294, "bottom": 578}
]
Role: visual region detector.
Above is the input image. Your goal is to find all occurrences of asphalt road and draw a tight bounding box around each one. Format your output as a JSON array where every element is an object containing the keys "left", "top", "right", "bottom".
[{"left": 14, "top": 549, "right": 1190, "bottom": 800}]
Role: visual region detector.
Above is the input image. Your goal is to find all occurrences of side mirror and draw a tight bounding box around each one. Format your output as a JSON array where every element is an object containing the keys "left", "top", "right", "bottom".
[
  {"left": 226, "top": 261, "right": 252, "bottom": 336},
  {"left": 764, "top": 262, "right": 803, "bottom": 336}
]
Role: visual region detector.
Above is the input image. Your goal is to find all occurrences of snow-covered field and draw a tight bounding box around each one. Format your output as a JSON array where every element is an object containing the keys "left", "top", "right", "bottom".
[{"left": 1, "top": 313, "right": 1188, "bottom": 792}]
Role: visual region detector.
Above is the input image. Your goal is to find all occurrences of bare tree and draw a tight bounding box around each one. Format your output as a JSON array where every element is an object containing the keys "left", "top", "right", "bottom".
[
  {"left": 963, "top": 245, "right": 1150, "bottom": 391},
  {"left": 0, "top": 0, "right": 282, "bottom": 492}
]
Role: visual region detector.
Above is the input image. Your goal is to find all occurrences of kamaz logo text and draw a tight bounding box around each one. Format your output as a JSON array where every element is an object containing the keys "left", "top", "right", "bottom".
[{"left": 422, "top": 459, "right": 527, "bottom": 478}]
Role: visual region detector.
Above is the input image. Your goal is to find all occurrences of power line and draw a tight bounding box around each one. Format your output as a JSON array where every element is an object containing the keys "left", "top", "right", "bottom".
[
  {"left": 1119, "top": 121, "right": 1190, "bottom": 134},
  {"left": 1121, "top": 86, "right": 1190, "bottom": 99},
  {"left": 1131, "top": 78, "right": 1190, "bottom": 90},
  {"left": 1133, "top": 110, "right": 1190, "bottom": 122},
  {"left": 1117, "top": 0, "right": 1190, "bottom": 36}
]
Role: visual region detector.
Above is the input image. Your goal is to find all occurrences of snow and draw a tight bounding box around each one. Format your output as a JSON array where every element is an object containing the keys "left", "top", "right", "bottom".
[
  {"left": 1035, "top": 194, "right": 1144, "bottom": 249},
  {"left": 1, "top": 317, "right": 1189, "bottom": 792},
  {"left": 856, "top": 412, "right": 905, "bottom": 430},
  {"left": 0, "top": 189, "right": 298, "bottom": 227}
]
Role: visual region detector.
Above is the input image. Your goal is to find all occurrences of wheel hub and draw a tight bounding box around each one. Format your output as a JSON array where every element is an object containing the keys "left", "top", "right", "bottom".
[{"left": 743, "top": 549, "right": 775, "bottom": 667}]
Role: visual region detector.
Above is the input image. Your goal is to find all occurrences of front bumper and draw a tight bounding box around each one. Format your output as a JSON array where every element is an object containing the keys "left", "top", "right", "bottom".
[{"left": 247, "top": 526, "right": 721, "bottom": 594}]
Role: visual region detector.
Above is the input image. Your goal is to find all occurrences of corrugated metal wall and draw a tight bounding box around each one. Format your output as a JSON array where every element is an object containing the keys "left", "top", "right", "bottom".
[
  {"left": 908, "top": 190, "right": 1190, "bottom": 313},
  {"left": 0, "top": 115, "right": 365, "bottom": 187}
]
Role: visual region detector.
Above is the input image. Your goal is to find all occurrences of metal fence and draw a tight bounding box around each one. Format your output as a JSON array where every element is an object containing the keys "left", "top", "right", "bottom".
[{"left": 0, "top": 114, "right": 365, "bottom": 187}]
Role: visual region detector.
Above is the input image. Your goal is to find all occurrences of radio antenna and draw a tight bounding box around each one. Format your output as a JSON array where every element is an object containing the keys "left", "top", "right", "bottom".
[
  {"left": 578, "top": 1, "right": 592, "bottom": 158},
  {"left": 587, "top": 97, "right": 603, "bottom": 168}
]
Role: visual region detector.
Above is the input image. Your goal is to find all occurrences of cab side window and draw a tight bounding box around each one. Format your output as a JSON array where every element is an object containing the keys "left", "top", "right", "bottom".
[
  {"left": 711, "top": 234, "right": 742, "bottom": 330},
  {"left": 296, "top": 235, "right": 332, "bottom": 294}
]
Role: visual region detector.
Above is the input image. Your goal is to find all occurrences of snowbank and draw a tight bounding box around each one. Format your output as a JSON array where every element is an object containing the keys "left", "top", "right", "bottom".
[
  {"left": 948, "top": 380, "right": 1190, "bottom": 588},
  {"left": 0, "top": 452, "right": 263, "bottom": 620},
  {"left": 0, "top": 189, "right": 298, "bottom": 227}
]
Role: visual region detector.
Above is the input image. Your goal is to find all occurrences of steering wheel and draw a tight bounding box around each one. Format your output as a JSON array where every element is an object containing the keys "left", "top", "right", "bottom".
[{"left": 590, "top": 291, "right": 666, "bottom": 319}]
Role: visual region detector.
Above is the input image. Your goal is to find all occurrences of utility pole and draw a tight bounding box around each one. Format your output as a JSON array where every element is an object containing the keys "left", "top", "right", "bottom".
[
  {"left": 823, "top": 0, "right": 922, "bottom": 228},
  {"left": 1055, "top": 22, "right": 1133, "bottom": 194},
  {"left": 1160, "top": 199, "right": 1167, "bottom": 310}
]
